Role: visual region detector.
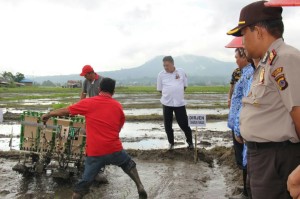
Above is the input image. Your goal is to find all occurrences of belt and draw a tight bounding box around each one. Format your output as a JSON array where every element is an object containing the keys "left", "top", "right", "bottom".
[{"left": 246, "top": 141, "right": 299, "bottom": 149}]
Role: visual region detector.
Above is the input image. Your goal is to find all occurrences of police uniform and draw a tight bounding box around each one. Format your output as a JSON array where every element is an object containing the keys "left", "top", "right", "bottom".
[
  {"left": 227, "top": 1, "right": 300, "bottom": 198},
  {"left": 240, "top": 38, "right": 300, "bottom": 199},
  {"left": 241, "top": 38, "right": 300, "bottom": 143}
]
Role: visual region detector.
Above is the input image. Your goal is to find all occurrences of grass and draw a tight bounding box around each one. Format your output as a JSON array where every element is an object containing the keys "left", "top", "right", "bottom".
[
  {"left": 0, "top": 93, "right": 79, "bottom": 101},
  {"left": 0, "top": 85, "right": 229, "bottom": 95},
  {"left": 0, "top": 86, "right": 229, "bottom": 110},
  {"left": 115, "top": 86, "right": 229, "bottom": 94},
  {"left": 0, "top": 86, "right": 81, "bottom": 93},
  {"left": 52, "top": 103, "right": 71, "bottom": 109}
]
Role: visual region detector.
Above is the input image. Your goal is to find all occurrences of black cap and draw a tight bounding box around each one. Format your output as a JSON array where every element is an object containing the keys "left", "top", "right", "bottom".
[{"left": 227, "top": 1, "right": 283, "bottom": 36}]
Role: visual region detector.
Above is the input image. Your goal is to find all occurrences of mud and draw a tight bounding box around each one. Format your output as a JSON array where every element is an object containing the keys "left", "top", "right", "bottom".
[
  {"left": 3, "top": 112, "right": 20, "bottom": 121},
  {"left": 0, "top": 93, "right": 243, "bottom": 198},
  {"left": 0, "top": 147, "right": 241, "bottom": 199}
]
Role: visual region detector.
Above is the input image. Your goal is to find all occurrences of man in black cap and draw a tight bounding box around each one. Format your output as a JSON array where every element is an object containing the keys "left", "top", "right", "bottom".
[{"left": 227, "top": 1, "right": 300, "bottom": 198}]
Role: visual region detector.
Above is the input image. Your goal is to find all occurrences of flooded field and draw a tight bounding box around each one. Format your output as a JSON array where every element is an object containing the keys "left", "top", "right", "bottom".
[
  {"left": 0, "top": 121, "right": 231, "bottom": 152},
  {"left": 0, "top": 148, "right": 239, "bottom": 199},
  {"left": 0, "top": 92, "right": 242, "bottom": 199}
]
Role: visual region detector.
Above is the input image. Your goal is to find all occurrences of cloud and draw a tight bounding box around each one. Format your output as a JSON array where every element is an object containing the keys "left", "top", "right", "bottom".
[{"left": 0, "top": 0, "right": 299, "bottom": 76}]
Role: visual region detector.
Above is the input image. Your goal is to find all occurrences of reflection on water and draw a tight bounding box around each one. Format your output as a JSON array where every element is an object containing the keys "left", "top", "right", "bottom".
[
  {"left": 124, "top": 108, "right": 228, "bottom": 116},
  {"left": 0, "top": 121, "right": 231, "bottom": 151},
  {"left": 0, "top": 123, "right": 21, "bottom": 136},
  {"left": 0, "top": 138, "right": 19, "bottom": 151},
  {"left": 115, "top": 93, "right": 227, "bottom": 106}
]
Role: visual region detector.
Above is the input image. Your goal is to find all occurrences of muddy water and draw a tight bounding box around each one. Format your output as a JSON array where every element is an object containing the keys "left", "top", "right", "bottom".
[
  {"left": 0, "top": 93, "right": 237, "bottom": 198},
  {"left": 115, "top": 93, "right": 227, "bottom": 106},
  {"left": 1, "top": 93, "right": 226, "bottom": 109},
  {"left": 0, "top": 149, "right": 232, "bottom": 199},
  {"left": 202, "top": 160, "right": 227, "bottom": 198},
  {"left": 0, "top": 158, "right": 73, "bottom": 199},
  {"left": 0, "top": 123, "right": 21, "bottom": 136},
  {"left": 124, "top": 108, "right": 228, "bottom": 116},
  {"left": 0, "top": 121, "right": 231, "bottom": 151}
]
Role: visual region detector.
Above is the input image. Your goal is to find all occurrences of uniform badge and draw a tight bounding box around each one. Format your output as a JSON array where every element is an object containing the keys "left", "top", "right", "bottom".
[
  {"left": 275, "top": 74, "right": 288, "bottom": 90},
  {"left": 259, "top": 68, "right": 265, "bottom": 84},
  {"left": 261, "top": 51, "right": 270, "bottom": 64},
  {"left": 271, "top": 67, "right": 283, "bottom": 78},
  {"left": 253, "top": 100, "right": 260, "bottom": 107},
  {"left": 175, "top": 73, "right": 180, "bottom": 79},
  {"left": 269, "top": 49, "right": 277, "bottom": 65}
]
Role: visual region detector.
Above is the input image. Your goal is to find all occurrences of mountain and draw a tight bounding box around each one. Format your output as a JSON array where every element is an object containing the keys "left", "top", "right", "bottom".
[{"left": 31, "top": 55, "right": 236, "bottom": 86}]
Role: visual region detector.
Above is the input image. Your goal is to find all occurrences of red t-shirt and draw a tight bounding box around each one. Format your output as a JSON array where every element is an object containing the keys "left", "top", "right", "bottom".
[{"left": 68, "top": 95, "right": 125, "bottom": 156}]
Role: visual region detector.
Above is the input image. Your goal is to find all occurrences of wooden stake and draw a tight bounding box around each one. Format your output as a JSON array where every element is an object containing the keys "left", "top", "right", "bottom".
[{"left": 194, "top": 126, "right": 198, "bottom": 163}]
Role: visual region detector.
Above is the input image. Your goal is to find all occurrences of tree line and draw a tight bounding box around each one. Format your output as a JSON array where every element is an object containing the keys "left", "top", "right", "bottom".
[{"left": 1, "top": 71, "right": 25, "bottom": 83}]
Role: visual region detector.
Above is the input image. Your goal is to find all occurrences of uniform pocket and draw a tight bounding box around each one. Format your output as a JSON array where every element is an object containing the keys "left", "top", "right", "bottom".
[{"left": 251, "top": 84, "right": 276, "bottom": 106}]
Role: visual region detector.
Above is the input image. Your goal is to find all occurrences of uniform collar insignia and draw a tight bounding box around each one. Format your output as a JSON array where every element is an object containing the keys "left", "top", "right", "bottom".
[
  {"left": 259, "top": 68, "right": 265, "bottom": 84},
  {"left": 261, "top": 51, "right": 270, "bottom": 64},
  {"left": 269, "top": 49, "right": 277, "bottom": 65}
]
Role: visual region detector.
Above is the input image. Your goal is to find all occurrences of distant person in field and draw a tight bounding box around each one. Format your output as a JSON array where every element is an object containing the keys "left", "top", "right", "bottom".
[
  {"left": 42, "top": 77, "right": 148, "bottom": 199},
  {"left": 157, "top": 55, "right": 194, "bottom": 150},
  {"left": 80, "top": 65, "right": 103, "bottom": 99}
]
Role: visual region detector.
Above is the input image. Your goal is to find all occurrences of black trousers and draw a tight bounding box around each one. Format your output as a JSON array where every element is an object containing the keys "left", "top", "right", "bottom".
[
  {"left": 232, "top": 132, "right": 249, "bottom": 196},
  {"left": 247, "top": 141, "right": 300, "bottom": 199},
  {"left": 232, "top": 131, "right": 244, "bottom": 169},
  {"left": 162, "top": 105, "right": 193, "bottom": 145}
]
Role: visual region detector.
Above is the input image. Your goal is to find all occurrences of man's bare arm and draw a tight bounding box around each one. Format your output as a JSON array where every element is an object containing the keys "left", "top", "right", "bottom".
[
  {"left": 80, "top": 92, "right": 87, "bottom": 100},
  {"left": 287, "top": 165, "right": 300, "bottom": 199},
  {"left": 41, "top": 108, "right": 70, "bottom": 124},
  {"left": 291, "top": 106, "right": 300, "bottom": 139}
]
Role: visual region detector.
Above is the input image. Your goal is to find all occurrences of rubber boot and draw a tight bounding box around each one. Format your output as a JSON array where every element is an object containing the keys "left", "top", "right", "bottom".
[{"left": 126, "top": 167, "right": 148, "bottom": 199}]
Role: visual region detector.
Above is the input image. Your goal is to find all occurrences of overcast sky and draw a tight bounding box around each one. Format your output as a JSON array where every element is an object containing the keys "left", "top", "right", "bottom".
[{"left": 1, "top": 0, "right": 300, "bottom": 76}]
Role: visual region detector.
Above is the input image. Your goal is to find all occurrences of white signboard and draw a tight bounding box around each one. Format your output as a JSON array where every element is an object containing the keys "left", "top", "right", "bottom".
[{"left": 188, "top": 114, "right": 206, "bottom": 127}]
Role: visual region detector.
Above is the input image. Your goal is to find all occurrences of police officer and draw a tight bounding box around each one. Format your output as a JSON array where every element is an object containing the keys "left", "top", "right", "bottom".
[
  {"left": 265, "top": 1, "right": 300, "bottom": 198},
  {"left": 227, "top": 1, "right": 300, "bottom": 198}
]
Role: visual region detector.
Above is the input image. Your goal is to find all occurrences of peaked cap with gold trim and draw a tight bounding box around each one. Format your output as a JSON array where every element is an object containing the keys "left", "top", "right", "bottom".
[{"left": 227, "top": 1, "right": 283, "bottom": 36}]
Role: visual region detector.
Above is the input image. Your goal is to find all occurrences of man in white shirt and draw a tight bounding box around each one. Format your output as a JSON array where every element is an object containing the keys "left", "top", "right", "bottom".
[{"left": 157, "top": 56, "right": 194, "bottom": 150}]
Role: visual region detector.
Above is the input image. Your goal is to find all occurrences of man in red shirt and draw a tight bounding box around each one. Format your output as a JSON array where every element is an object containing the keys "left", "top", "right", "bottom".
[{"left": 42, "top": 78, "right": 147, "bottom": 199}]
